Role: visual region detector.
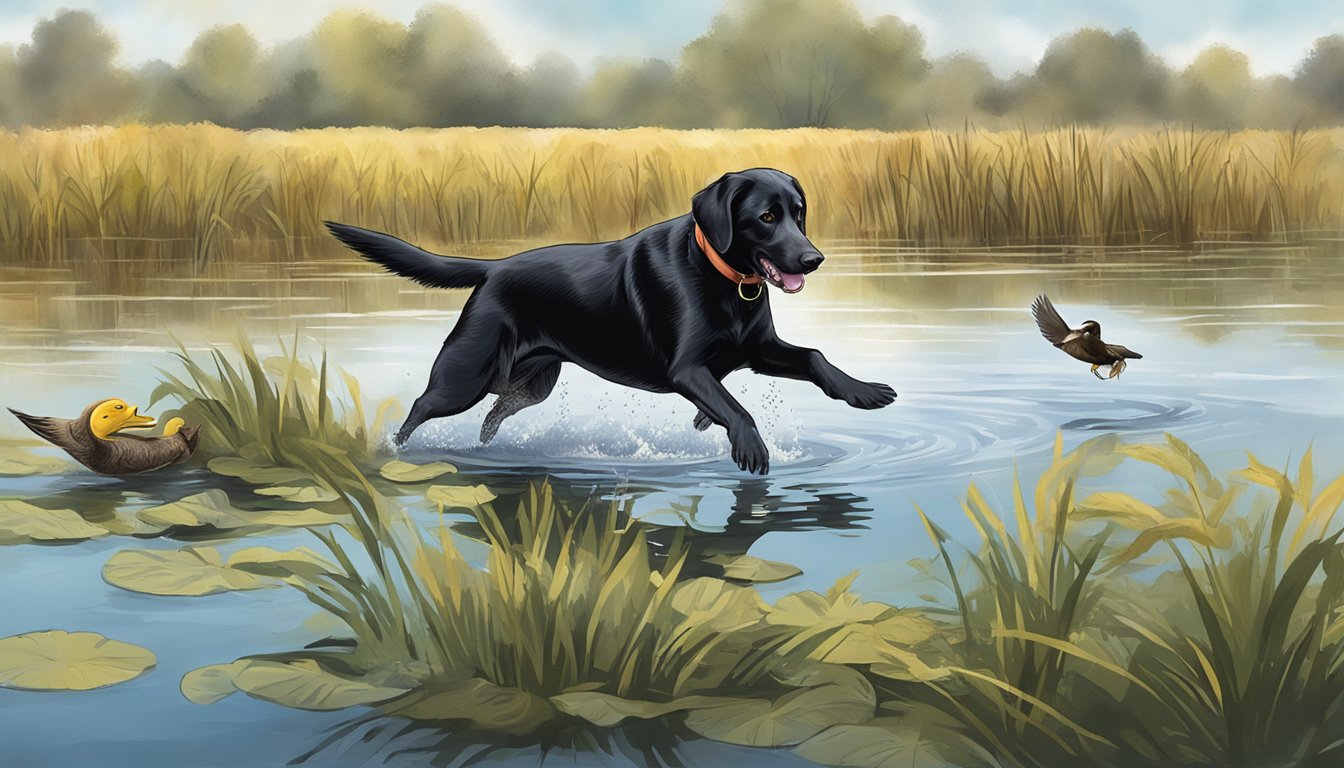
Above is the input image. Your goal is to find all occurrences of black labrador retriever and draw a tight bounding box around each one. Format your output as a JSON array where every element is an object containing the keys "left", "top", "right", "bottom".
[{"left": 326, "top": 167, "right": 896, "bottom": 474}]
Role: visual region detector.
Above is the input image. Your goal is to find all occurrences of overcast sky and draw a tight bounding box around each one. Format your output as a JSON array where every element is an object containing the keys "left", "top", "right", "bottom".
[{"left": 1, "top": 0, "right": 1340, "bottom": 77}]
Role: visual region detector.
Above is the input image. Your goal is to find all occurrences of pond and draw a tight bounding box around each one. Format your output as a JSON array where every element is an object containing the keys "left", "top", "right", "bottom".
[{"left": 3, "top": 240, "right": 1344, "bottom": 765}]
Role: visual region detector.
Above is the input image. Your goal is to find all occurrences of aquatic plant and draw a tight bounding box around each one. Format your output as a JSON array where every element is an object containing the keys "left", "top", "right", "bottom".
[
  {"left": 183, "top": 439, "right": 937, "bottom": 746},
  {"left": 2, "top": 125, "right": 1343, "bottom": 262},
  {"left": 149, "top": 334, "right": 398, "bottom": 474},
  {"left": 877, "top": 434, "right": 1344, "bottom": 768}
]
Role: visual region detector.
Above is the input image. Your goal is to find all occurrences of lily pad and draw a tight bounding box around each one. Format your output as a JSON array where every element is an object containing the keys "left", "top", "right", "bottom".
[
  {"left": 182, "top": 658, "right": 408, "bottom": 710},
  {"left": 208, "top": 457, "right": 313, "bottom": 486},
  {"left": 136, "top": 489, "right": 335, "bottom": 531},
  {"left": 0, "top": 630, "right": 156, "bottom": 691},
  {"left": 0, "top": 452, "right": 67, "bottom": 476},
  {"left": 708, "top": 554, "right": 803, "bottom": 583},
  {"left": 684, "top": 664, "right": 875, "bottom": 747},
  {"left": 379, "top": 460, "right": 457, "bottom": 483},
  {"left": 385, "top": 677, "right": 552, "bottom": 735},
  {"left": 102, "top": 545, "right": 335, "bottom": 596},
  {"left": 551, "top": 691, "right": 746, "bottom": 727},
  {"left": 425, "top": 484, "right": 496, "bottom": 510},
  {"left": 0, "top": 499, "right": 109, "bottom": 544},
  {"left": 254, "top": 485, "right": 340, "bottom": 504}
]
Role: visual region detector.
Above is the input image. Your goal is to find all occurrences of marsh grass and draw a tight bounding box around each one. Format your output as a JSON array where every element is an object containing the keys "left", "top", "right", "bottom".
[
  {"left": 149, "top": 334, "right": 398, "bottom": 468},
  {"left": 897, "top": 434, "right": 1344, "bottom": 768},
  {"left": 2, "top": 125, "right": 1342, "bottom": 263}
]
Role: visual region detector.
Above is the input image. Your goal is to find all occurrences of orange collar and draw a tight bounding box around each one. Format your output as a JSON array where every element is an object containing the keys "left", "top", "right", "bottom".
[{"left": 694, "top": 223, "right": 763, "bottom": 286}]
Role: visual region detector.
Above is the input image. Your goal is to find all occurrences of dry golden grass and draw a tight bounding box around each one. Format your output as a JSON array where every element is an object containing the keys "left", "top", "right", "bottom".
[{"left": 1, "top": 124, "right": 1341, "bottom": 262}]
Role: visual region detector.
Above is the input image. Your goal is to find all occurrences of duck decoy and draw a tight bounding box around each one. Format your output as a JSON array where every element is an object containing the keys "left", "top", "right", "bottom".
[
  {"left": 1031, "top": 294, "right": 1142, "bottom": 379},
  {"left": 8, "top": 398, "right": 199, "bottom": 475}
]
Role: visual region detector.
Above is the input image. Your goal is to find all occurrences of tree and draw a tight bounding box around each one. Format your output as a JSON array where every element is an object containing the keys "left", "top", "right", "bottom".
[
  {"left": 403, "top": 3, "right": 519, "bottom": 127},
  {"left": 1296, "top": 34, "right": 1344, "bottom": 122},
  {"left": 919, "top": 54, "right": 1000, "bottom": 128},
  {"left": 580, "top": 58, "right": 684, "bottom": 128},
  {"left": 1030, "top": 28, "right": 1171, "bottom": 124},
  {"left": 15, "top": 10, "right": 136, "bottom": 126},
  {"left": 679, "top": 0, "right": 927, "bottom": 128},
  {"left": 1174, "top": 45, "right": 1253, "bottom": 129},
  {"left": 516, "top": 52, "right": 583, "bottom": 127},
  {"left": 177, "top": 25, "right": 271, "bottom": 127},
  {"left": 307, "top": 10, "right": 416, "bottom": 127},
  {"left": 0, "top": 45, "right": 18, "bottom": 128}
]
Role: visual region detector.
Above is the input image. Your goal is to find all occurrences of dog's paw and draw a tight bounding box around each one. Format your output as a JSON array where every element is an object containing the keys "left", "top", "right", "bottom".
[
  {"left": 842, "top": 381, "right": 897, "bottom": 409},
  {"left": 693, "top": 410, "right": 714, "bottom": 431},
  {"left": 730, "top": 428, "right": 770, "bottom": 475}
]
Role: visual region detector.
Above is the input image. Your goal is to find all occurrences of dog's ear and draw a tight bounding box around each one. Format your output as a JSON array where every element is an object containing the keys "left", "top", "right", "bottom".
[
  {"left": 692, "top": 173, "right": 743, "bottom": 254},
  {"left": 789, "top": 175, "right": 807, "bottom": 235}
]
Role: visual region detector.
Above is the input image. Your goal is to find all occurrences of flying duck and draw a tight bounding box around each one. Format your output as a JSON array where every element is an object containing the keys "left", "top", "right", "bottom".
[
  {"left": 1031, "top": 294, "right": 1142, "bottom": 379},
  {"left": 8, "top": 398, "right": 199, "bottom": 475}
]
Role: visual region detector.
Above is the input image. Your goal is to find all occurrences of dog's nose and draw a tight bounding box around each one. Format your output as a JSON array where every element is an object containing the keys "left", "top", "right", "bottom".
[{"left": 800, "top": 252, "right": 824, "bottom": 272}]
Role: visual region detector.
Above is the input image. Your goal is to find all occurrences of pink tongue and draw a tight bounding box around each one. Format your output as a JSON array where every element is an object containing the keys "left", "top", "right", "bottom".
[{"left": 779, "top": 272, "right": 805, "bottom": 293}]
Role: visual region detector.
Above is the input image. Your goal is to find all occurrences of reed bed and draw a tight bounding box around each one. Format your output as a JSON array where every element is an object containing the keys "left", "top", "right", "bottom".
[{"left": 1, "top": 125, "right": 1341, "bottom": 262}]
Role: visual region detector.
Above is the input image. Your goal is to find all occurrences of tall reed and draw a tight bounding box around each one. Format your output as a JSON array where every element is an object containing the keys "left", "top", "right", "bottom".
[{"left": 2, "top": 125, "right": 1341, "bottom": 263}]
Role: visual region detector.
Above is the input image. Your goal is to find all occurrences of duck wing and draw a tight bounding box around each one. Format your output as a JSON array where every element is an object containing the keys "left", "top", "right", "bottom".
[
  {"left": 103, "top": 435, "right": 192, "bottom": 474},
  {"left": 1030, "top": 294, "right": 1072, "bottom": 345}
]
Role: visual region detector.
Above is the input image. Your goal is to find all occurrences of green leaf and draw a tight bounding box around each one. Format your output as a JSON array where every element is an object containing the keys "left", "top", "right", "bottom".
[
  {"left": 221, "top": 658, "right": 409, "bottom": 710},
  {"left": 550, "top": 691, "right": 746, "bottom": 727},
  {"left": 707, "top": 554, "right": 803, "bottom": 583},
  {"left": 181, "top": 662, "right": 244, "bottom": 705},
  {"left": 684, "top": 664, "right": 875, "bottom": 747},
  {"left": 135, "top": 489, "right": 336, "bottom": 531},
  {"left": 254, "top": 485, "right": 340, "bottom": 503},
  {"left": 379, "top": 460, "right": 457, "bottom": 483},
  {"left": 102, "top": 546, "right": 335, "bottom": 596},
  {"left": 384, "top": 677, "right": 553, "bottom": 735},
  {"left": 208, "top": 457, "right": 314, "bottom": 486},
  {"left": 0, "top": 499, "right": 109, "bottom": 543},
  {"left": 0, "top": 452, "right": 67, "bottom": 476},
  {"left": 424, "top": 483, "right": 496, "bottom": 509},
  {"left": 0, "top": 630, "right": 156, "bottom": 691}
]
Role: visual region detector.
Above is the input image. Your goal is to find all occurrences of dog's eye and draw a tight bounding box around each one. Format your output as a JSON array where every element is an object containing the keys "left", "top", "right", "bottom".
[{"left": 759, "top": 211, "right": 776, "bottom": 223}]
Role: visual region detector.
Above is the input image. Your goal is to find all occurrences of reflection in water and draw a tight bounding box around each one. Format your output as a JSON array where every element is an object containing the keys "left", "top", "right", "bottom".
[{"left": 4, "top": 242, "right": 1344, "bottom": 768}]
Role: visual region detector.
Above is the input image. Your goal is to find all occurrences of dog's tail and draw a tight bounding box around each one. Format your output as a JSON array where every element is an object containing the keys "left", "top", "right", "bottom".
[{"left": 325, "top": 222, "right": 491, "bottom": 289}]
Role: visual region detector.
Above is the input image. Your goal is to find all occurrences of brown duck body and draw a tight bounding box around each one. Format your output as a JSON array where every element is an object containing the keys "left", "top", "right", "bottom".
[{"left": 8, "top": 404, "right": 199, "bottom": 475}]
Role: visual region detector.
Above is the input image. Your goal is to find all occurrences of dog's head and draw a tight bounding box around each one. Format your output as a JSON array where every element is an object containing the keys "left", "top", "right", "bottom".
[{"left": 692, "top": 168, "right": 823, "bottom": 294}]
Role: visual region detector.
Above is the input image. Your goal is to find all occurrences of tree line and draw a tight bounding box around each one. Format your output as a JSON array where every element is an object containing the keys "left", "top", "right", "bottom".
[{"left": 2, "top": 0, "right": 1342, "bottom": 131}]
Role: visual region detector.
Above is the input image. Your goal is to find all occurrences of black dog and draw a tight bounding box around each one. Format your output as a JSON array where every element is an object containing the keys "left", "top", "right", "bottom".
[{"left": 326, "top": 168, "right": 896, "bottom": 474}]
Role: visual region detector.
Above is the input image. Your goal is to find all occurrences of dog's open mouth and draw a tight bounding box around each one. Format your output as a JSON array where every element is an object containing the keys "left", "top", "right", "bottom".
[{"left": 758, "top": 258, "right": 805, "bottom": 293}]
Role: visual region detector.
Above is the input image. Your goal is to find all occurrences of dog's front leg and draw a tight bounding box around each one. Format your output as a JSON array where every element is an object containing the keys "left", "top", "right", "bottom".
[
  {"left": 670, "top": 367, "right": 769, "bottom": 475},
  {"left": 749, "top": 339, "right": 897, "bottom": 409}
]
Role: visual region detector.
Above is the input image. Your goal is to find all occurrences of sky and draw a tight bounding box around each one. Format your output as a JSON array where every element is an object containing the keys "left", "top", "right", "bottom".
[{"left": 0, "top": 0, "right": 1340, "bottom": 77}]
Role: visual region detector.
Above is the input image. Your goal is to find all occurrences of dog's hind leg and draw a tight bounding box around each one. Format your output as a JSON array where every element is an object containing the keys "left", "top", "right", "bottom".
[
  {"left": 479, "top": 359, "right": 560, "bottom": 444},
  {"left": 396, "top": 310, "right": 514, "bottom": 446}
]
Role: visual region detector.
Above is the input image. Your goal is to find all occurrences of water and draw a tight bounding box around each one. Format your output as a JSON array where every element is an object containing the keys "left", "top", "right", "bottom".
[{"left": 3, "top": 241, "right": 1344, "bottom": 765}]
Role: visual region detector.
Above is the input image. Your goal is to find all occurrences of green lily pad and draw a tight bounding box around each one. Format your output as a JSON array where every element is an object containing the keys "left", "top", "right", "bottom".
[
  {"left": 425, "top": 484, "right": 496, "bottom": 510},
  {"left": 384, "top": 677, "right": 552, "bottom": 735},
  {"left": 379, "top": 460, "right": 457, "bottom": 483},
  {"left": 102, "top": 545, "right": 336, "bottom": 596},
  {"left": 551, "top": 691, "right": 747, "bottom": 727},
  {"left": 0, "top": 499, "right": 109, "bottom": 544},
  {"left": 0, "top": 630, "right": 156, "bottom": 691},
  {"left": 208, "top": 457, "right": 313, "bottom": 486},
  {"left": 708, "top": 554, "right": 803, "bottom": 583},
  {"left": 254, "top": 485, "right": 340, "bottom": 503},
  {"left": 182, "top": 658, "right": 408, "bottom": 710},
  {"left": 136, "top": 489, "right": 335, "bottom": 531},
  {"left": 684, "top": 664, "right": 875, "bottom": 747},
  {"left": 0, "top": 452, "right": 68, "bottom": 476}
]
